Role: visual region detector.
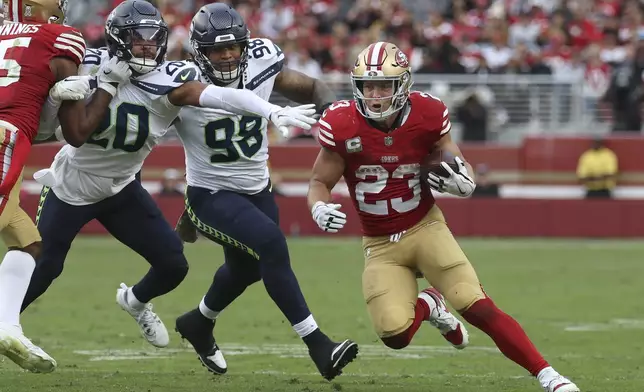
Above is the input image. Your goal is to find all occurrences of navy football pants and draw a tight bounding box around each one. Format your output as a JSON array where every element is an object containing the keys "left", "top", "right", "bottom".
[
  {"left": 185, "top": 184, "right": 311, "bottom": 325},
  {"left": 21, "top": 180, "right": 188, "bottom": 311}
]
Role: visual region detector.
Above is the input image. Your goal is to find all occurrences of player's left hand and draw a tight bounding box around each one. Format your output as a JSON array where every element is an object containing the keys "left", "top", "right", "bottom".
[
  {"left": 97, "top": 56, "right": 132, "bottom": 96},
  {"left": 427, "top": 157, "right": 476, "bottom": 197},
  {"left": 270, "top": 104, "right": 317, "bottom": 137},
  {"left": 311, "top": 201, "right": 346, "bottom": 233},
  {"left": 49, "top": 76, "right": 93, "bottom": 101}
]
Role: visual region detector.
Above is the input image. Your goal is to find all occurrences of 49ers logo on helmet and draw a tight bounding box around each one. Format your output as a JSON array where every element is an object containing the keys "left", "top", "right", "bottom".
[{"left": 395, "top": 50, "right": 409, "bottom": 68}]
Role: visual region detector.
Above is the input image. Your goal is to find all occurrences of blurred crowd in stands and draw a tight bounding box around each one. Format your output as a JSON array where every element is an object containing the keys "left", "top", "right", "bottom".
[
  {"left": 66, "top": 0, "right": 644, "bottom": 137},
  {"left": 71, "top": 0, "right": 643, "bottom": 77},
  {"left": 62, "top": 0, "right": 640, "bottom": 196}
]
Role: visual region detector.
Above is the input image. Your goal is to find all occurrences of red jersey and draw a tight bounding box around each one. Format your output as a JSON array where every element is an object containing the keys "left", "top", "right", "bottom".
[
  {"left": 0, "top": 23, "right": 85, "bottom": 141},
  {"left": 318, "top": 92, "right": 450, "bottom": 237}
]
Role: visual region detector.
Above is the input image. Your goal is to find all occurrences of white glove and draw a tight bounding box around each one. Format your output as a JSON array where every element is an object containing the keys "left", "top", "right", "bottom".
[
  {"left": 97, "top": 56, "right": 132, "bottom": 96},
  {"left": 270, "top": 103, "right": 317, "bottom": 137},
  {"left": 427, "top": 156, "right": 476, "bottom": 197},
  {"left": 49, "top": 75, "right": 93, "bottom": 101},
  {"left": 311, "top": 201, "right": 347, "bottom": 233}
]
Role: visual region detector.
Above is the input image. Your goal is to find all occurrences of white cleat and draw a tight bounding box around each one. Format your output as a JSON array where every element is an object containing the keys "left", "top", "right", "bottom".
[
  {"left": 419, "top": 288, "right": 469, "bottom": 349},
  {"left": 116, "top": 283, "right": 169, "bottom": 348},
  {"left": 543, "top": 375, "right": 580, "bottom": 392},
  {"left": 0, "top": 322, "right": 56, "bottom": 373}
]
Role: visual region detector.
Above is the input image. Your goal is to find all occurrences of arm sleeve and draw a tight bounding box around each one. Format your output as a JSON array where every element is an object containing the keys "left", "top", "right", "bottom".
[{"left": 198, "top": 84, "right": 281, "bottom": 119}]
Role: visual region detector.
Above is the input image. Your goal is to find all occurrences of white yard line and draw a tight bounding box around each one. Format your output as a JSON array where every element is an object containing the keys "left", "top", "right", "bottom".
[
  {"left": 564, "top": 318, "right": 644, "bottom": 332},
  {"left": 73, "top": 343, "right": 500, "bottom": 362}
]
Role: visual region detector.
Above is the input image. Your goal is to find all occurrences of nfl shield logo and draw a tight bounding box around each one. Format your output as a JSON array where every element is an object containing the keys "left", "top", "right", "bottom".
[{"left": 384, "top": 136, "right": 393, "bottom": 146}]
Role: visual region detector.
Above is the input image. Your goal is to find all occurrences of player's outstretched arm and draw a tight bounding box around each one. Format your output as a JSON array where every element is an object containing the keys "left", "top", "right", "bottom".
[
  {"left": 34, "top": 76, "right": 97, "bottom": 143},
  {"left": 273, "top": 67, "right": 336, "bottom": 114},
  {"left": 167, "top": 81, "right": 317, "bottom": 133},
  {"left": 168, "top": 81, "right": 280, "bottom": 117},
  {"left": 308, "top": 147, "right": 347, "bottom": 233},
  {"left": 53, "top": 57, "right": 131, "bottom": 147}
]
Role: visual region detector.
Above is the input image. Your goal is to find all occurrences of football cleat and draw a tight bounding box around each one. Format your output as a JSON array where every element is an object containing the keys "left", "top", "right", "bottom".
[
  {"left": 309, "top": 339, "right": 358, "bottom": 381},
  {"left": 0, "top": 322, "right": 56, "bottom": 373},
  {"left": 543, "top": 375, "right": 580, "bottom": 392},
  {"left": 175, "top": 309, "right": 227, "bottom": 375},
  {"left": 116, "top": 283, "right": 169, "bottom": 348},
  {"left": 419, "top": 288, "right": 469, "bottom": 349}
]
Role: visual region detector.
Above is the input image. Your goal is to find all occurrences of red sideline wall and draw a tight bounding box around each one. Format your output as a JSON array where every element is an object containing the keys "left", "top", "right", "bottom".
[
  {"left": 18, "top": 195, "right": 644, "bottom": 238},
  {"left": 25, "top": 135, "right": 644, "bottom": 237},
  {"left": 27, "top": 135, "right": 644, "bottom": 174}
]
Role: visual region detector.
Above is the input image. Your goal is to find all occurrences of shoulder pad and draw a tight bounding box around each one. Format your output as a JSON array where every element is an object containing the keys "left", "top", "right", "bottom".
[
  {"left": 410, "top": 91, "right": 451, "bottom": 136},
  {"left": 79, "top": 47, "right": 109, "bottom": 76},
  {"left": 247, "top": 38, "right": 285, "bottom": 63},
  {"left": 317, "top": 100, "right": 358, "bottom": 151},
  {"left": 47, "top": 24, "right": 86, "bottom": 66},
  {"left": 131, "top": 60, "right": 200, "bottom": 96},
  {"left": 244, "top": 38, "right": 285, "bottom": 91}
]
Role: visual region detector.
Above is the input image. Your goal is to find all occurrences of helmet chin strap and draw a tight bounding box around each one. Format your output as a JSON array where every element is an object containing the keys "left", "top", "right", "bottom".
[
  {"left": 128, "top": 57, "right": 158, "bottom": 74},
  {"left": 365, "top": 105, "right": 398, "bottom": 120},
  {"left": 211, "top": 65, "right": 241, "bottom": 83}
]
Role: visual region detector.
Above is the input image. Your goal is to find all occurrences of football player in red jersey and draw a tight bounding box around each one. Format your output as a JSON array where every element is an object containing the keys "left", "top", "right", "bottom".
[
  {"left": 0, "top": 0, "right": 121, "bottom": 374},
  {"left": 307, "top": 42, "right": 580, "bottom": 392}
]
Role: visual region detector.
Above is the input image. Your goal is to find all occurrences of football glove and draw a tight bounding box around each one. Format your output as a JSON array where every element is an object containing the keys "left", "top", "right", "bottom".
[
  {"left": 427, "top": 156, "right": 476, "bottom": 197},
  {"left": 270, "top": 103, "right": 317, "bottom": 137},
  {"left": 97, "top": 56, "right": 132, "bottom": 96},
  {"left": 175, "top": 209, "right": 198, "bottom": 244},
  {"left": 311, "top": 201, "right": 347, "bottom": 233},
  {"left": 49, "top": 75, "right": 93, "bottom": 101}
]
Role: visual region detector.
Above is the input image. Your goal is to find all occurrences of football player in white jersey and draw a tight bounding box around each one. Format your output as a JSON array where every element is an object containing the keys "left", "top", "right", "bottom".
[
  {"left": 171, "top": 3, "right": 357, "bottom": 381},
  {"left": 20, "top": 0, "right": 317, "bottom": 350}
]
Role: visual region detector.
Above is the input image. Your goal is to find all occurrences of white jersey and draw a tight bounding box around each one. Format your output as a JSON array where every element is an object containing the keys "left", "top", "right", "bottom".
[
  {"left": 50, "top": 48, "right": 199, "bottom": 205},
  {"left": 174, "top": 38, "right": 284, "bottom": 194}
]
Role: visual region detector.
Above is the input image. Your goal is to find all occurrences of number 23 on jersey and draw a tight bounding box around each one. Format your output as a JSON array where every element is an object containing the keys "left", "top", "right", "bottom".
[{"left": 355, "top": 164, "right": 421, "bottom": 216}]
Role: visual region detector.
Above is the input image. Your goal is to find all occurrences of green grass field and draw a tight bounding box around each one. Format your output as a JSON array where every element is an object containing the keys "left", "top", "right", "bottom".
[{"left": 1, "top": 237, "right": 643, "bottom": 392}]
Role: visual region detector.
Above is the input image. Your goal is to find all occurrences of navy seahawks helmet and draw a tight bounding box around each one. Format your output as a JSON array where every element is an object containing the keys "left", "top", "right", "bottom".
[
  {"left": 105, "top": 0, "right": 168, "bottom": 74},
  {"left": 189, "top": 3, "right": 250, "bottom": 85}
]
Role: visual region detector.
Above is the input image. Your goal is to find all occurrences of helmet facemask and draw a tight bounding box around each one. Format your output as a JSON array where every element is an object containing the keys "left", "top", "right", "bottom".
[
  {"left": 352, "top": 71, "right": 412, "bottom": 121},
  {"left": 53, "top": 0, "right": 67, "bottom": 24},
  {"left": 191, "top": 33, "right": 249, "bottom": 85},
  {"left": 108, "top": 24, "right": 168, "bottom": 75}
]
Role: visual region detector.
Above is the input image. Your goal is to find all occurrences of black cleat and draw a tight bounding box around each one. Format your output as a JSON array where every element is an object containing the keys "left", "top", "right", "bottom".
[
  {"left": 309, "top": 339, "right": 358, "bottom": 381},
  {"left": 175, "top": 309, "right": 227, "bottom": 375}
]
